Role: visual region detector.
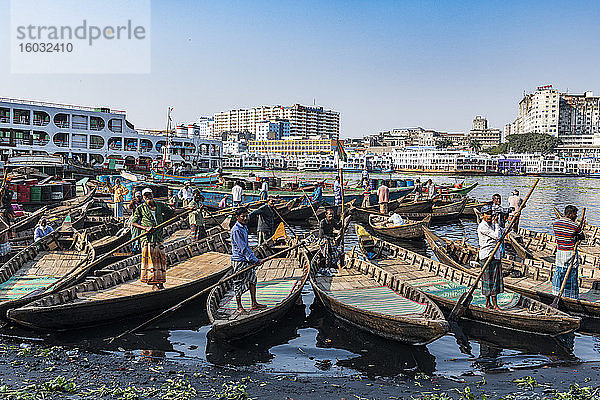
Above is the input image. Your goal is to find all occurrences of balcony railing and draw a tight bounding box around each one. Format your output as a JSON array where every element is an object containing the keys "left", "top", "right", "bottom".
[
  {"left": 54, "top": 141, "right": 69, "bottom": 148},
  {"left": 13, "top": 117, "right": 30, "bottom": 125},
  {"left": 32, "top": 119, "right": 48, "bottom": 126},
  {"left": 55, "top": 121, "right": 69, "bottom": 128},
  {"left": 0, "top": 117, "right": 9, "bottom": 123}
]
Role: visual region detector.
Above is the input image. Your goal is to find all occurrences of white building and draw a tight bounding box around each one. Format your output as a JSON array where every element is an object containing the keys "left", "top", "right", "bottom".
[
  {"left": 222, "top": 139, "right": 247, "bottom": 156},
  {"left": 213, "top": 104, "right": 340, "bottom": 140},
  {"left": 0, "top": 97, "right": 222, "bottom": 171},
  {"left": 469, "top": 116, "right": 502, "bottom": 148},
  {"left": 197, "top": 116, "right": 215, "bottom": 139},
  {"left": 256, "top": 120, "right": 290, "bottom": 141}
]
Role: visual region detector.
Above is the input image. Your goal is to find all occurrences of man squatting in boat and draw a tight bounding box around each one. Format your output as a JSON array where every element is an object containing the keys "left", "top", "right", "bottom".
[
  {"left": 131, "top": 188, "right": 174, "bottom": 291},
  {"left": 477, "top": 204, "right": 504, "bottom": 310},
  {"left": 230, "top": 207, "right": 267, "bottom": 314},
  {"left": 552, "top": 205, "right": 585, "bottom": 299}
]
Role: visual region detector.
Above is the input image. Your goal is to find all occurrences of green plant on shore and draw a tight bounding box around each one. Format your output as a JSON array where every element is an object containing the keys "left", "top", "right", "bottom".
[
  {"left": 0, "top": 376, "right": 76, "bottom": 399},
  {"left": 211, "top": 377, "right": 251, "bottom": 400},
  {"left": 513, "top": 376, "right": 539, "bottom": 390}
]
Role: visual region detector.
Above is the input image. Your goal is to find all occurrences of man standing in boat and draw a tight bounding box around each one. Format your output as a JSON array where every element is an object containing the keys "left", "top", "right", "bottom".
[
  {"left": 507, "top": 190, "right": 523, "bottom": 230},
  {"left": 377, "top": 181, "right": 390, "bottom": 214},
  {"left": 362, "top": 179, "right": 372, "bottom": 208},
  {"left": 232, "top": 181, "right": 243, "bottom": 208},
  {"left": 178, "top": 181, "right": 194, "bottom": 207},
  {"left": 231, "top": 207, "right": 266, "bottom": 314},
  {"left": 187, "top": 190, "right": 207, "bottom": 240},
  {"left": 552, "top": 205, "right": 585, "bottom": 299},
  {"left": 0, "top": 209, "right": 11, "bottom": 262},
  {"left": 111, "top": 178, "right": 129, "bottom": 219},
  {"left": 312, "top": 182, "right": 323, "bottom": 205},
  {"left": 132, "top": 188, "right": 174, "bottom": 291},
  {"left": 259, "top": 178, "right": 269, "bottom": 201},
  {"left": 250, "top": 196, "right": 275, "bottom": 245},
  {"left": 319, "top": 208, "right": 343, "bottom": 272},
  {"left": 333, "top": 176, "right": 342, "bottom": 206},
  {"left": 477, "top": 205, "right": 504, "bottom": 310}
]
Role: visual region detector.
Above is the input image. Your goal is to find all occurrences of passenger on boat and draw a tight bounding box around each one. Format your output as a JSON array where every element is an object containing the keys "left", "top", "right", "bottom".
[
  {"left": 333, "top": 176, "right": 342, "bottom": 206},
  {"left": 250, "top": 196, "right": 275, "bottom": 246},
  {"left": 128, "top": 191, "right": 144, "bottom": 254},
  {"left": 259, "top": 179, "right": 269, "bottom": 201},
  {"left": 362, "top": 180, "right": 372, "bottom": 208},
  {"left": 477, "top": 205, "right": 504, "bottom": 310},
  {"left": 378, "top": 182, "right": 390, "bottom": 214},
  {"left": 232, "top": 182, "right": 243, "bottom": 207},
  {"left": 188, "top": 190, "right": 207, "bottom": 240},
  {"left": 0, "top": 209, "right": 11, "bottom": 262},
  {"left": 178, "top": 181, "right": 194, "bottom": 207},
  {"left": 110, "top": 178, "right": 129, "bottom": 219},
  {"left": 426, "top": 179, "right": 437, "bottom": 200},
  {"left": 552, "top": 205, "right": 585, "bottom": 299},
  {"left": 230, "top": 207, "right": 267, "bottom": 314},
  {"left": 132, "top": 188, "right": 175, "bottom": 291},
  {"left": 218, "top": 196, "right": 228, "bottom": 208},
  {"left": 318, "top": 208, "right": 343, "bottom": 273},
  {"left": 312, "top": 182, "right": 323, "bottom": 205},
  {"left": 413, "top": 179, "right": 423, "bottom": 200},
  {"left": 33, "top": 218, "right": 54, "bottom": 242},
  {"left": 167, "top": 189, "right": 179, "bottom": 208},
  {"left": 507, "top": 190, "right": 523, "bottom": 230}
]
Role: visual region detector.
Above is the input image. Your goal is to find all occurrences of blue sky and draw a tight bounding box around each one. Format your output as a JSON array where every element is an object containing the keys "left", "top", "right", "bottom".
[{"left": 1, "top": 0, "right": 599, "bottom": 137}]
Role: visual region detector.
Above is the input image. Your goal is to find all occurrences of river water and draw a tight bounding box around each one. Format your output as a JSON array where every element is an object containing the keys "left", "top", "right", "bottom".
[{"left": 6, "top": 173, "right": 600, "bottom": 379}]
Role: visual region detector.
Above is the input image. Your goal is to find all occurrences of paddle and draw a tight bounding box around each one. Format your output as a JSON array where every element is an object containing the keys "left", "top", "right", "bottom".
[
  {"left": 449, "top": 178, "right": 540, "bottom": 321},
  {"left": 0, "top": 206, "right": 49, "bottom": 237},
  {"left": 550, "top": 208, "right": 586, "bottom": 308},
  {"left": 107, "top": 240, "right": 307, "bottom": 342}
]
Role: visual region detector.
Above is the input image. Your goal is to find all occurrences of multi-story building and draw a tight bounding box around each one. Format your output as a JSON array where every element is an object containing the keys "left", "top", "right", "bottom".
[
  {"left": 0, "top": 97, "right": 222, "bottom": 171},
  {"left": 197, "top": 116, "right": 215, "bottom": 140},
  {"left": 248, "top": 138, "right": 336, "bottom": 156},
  {"left": 222, "top": 139, "right": 247, "bottom": 156},
  {"left": 255, "top": 120, "right": 291, "bottom": 141},
  {"left": 468, "top": 116, "right": 502, "bottom": 148},
  {"left": 508, "top": 85, "right": 600, "bottom": 146},
  {"left": 213, "top": 104, "right": 340, "bottom": 140}
]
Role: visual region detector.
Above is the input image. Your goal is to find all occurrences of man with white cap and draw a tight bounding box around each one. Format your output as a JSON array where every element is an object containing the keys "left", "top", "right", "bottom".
[
  {"left": 178, "top": 181, "right": 194, "bottom": 207},
  {"left": 507, "top": 189, "right": 524, "bottom": 230},
  {"left": 132, "top": 188, "right": 174, "bottom": 291}
]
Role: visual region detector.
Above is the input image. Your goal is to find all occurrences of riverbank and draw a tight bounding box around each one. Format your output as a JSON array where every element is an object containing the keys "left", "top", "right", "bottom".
[{"left": 0, "top": 339, "right": 598, "bottom": 399}]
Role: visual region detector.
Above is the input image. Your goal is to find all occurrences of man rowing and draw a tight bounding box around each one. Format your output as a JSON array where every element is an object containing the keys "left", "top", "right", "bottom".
[
  {"left": 478, "top": 204, "right": 504, "bottom": 310},
  {"left": 552, "top": 205, "right": 585, "bottom": 299}
]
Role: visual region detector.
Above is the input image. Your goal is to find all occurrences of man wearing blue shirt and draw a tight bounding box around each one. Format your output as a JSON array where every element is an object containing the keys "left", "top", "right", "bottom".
[
  {"left": 312, "top": 182, "right": 323, "bottom": 204},
  {"left": 230, "top": 207, "right": 266, "bottom": 314},
  {"left": 34, "top": 218, "right": 54, "bottom": 242}
]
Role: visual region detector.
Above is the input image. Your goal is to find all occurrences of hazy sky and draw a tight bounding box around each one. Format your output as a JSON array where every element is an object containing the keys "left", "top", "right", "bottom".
[{"left": 1, "top": 0, "right": 599, "bottom": 137}]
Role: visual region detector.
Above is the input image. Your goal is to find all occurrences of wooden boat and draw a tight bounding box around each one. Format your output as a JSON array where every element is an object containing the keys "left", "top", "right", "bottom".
[
  {"left": 423, "top": 227, "right": 600, "bottom": 322},
  {"left": 7, "top": 227, "right": 231, "bottom": 330},
  {"left": 151, "top": 169, "right": 220, "bottom": 184},
  {"left": 0, "top": 220, "right": 127, "bottom": 318},
  {"left": 400, "top": 197, "right": 468, "bottom": 222},
  {"left": 506, "top": 227, "right": 600, "bottom": 269},
  {"left": 207, "top": 231, "right": 310, "bottom": 340},
  {"left": 360, "top": 225, "right": 580, "bottom": 335},
  {"left": 368, "top": 215, "right": 431, "bottom": 240},
  {"left": 462, "top": 199, "right": 486, "bottom": 217},
  {"left": 446, "top": 182, "right": 478, "bottom": 195},
  {"left": 283, "top": 202, "right": 317, "bottom": 221},
  {"left": 309, "top": 246, "right": 448, "bottom": 345}
]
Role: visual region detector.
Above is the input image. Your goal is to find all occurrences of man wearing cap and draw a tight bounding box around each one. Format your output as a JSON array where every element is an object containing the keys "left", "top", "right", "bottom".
[
  {"left": 477, "top": 204, "right": 504, "bottom": 310},
  {"left": 178, "top": 181, "right": 194, "bottom": 207},
  {"left": 187, "top": 190, "right": 207, "bottom": 240},
  {"left": 110, "top": 178, "right": 129, "bottom": 219},
  {"left": 230, "top": 207, "right": 266, "bottom": 314},
  {"left": 132, "top": 188, "right": 174, "bottom": 291},
  {"left": 507, "top": 189, "right": 523, "bottom": 230},
  {"left": 552, "top": 205, "right": 585, "bottom": 299},
  {"left": 34, "top": 217, "right": 54, "bottom": 242}
]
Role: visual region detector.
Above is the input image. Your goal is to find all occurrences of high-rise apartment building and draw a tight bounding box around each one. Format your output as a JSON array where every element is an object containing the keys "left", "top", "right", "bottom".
[
  {"left": 213, "top": 104, "right": 339, "bottom": 140},
  {"left": 256, "top": 120, "right": 290, "bottom": 141},
  {"left": 468, "top": 116, "right": 502, "bottom": 148},
  {"left": 508, "top": 85, "right": 600, "bottom": 146}
]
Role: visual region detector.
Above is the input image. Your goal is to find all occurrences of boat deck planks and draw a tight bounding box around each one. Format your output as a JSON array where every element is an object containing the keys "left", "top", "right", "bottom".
[
  {"left": 16, "top": 250, "right": 87, "bottom": 278},
  {"left": 77, "top": 252, "right": 230, "bottom": 302}
]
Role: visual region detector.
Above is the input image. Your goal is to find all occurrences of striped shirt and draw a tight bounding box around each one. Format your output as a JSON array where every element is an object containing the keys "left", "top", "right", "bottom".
[{"left": 553, "top": 217, "right": 582, "bottom": 251}]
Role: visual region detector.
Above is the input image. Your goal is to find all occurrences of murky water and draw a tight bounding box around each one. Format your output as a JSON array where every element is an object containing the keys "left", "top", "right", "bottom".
[{"left": 5, "top": 174, "right": 600, "bottom": 378}]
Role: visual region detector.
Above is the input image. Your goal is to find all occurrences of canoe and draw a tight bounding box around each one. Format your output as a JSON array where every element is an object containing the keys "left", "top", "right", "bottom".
[
  {"left": 506, "top": 227, "right": 600, "bottom": 269},
  {"left": 360, "top": 225, "right": 580, "bottom": 335},
  {"left": 207, "top": 233, "right": 310, "bottom": 340},
  {"left": 309, "top": 247, "right": 448, "bottom": 345},
  {"left": 462, "top": 199, "right": 486, "bottom": 216},
  {"left": 447, "top": 182, "right": 478, "bottom": 195},
  {"left": 368, "top": 214, "right": 431, "bottom": 240},
  {"left": 400, "top": 197, "right": 468, "bottom": 222},
  {"left": 422, "top": 226, "right": 600, "bottom": 322},
  {"left": 284, "top": 202, "right": 318, "bottom": 221},
  {"left": 7, "top": 227, "right": 231, "bottom": 330},
  {"left": 0, "top": 221, "right": 126, "bottom": 318}
]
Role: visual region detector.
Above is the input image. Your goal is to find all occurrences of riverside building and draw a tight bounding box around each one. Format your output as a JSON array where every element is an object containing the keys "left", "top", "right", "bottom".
[
  {"left": 0, "top": 97, "right": 222, "bottom": 171},
  {"left": 468, "top": 116, "right": 502, "bottom": 148},
  {"left": 213, "top": 104, "right": 340, "bottom": 140}
]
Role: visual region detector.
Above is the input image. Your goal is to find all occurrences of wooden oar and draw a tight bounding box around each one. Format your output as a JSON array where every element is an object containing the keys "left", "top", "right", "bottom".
[
  {"left": 107, "top": 240, "right": 307, "bottom": 342},
  {"left": 0, "top": 206, "right": 48, "bottom": 237},
  {"left": 449, "top": 178, "right": 540, "bottom": 321},
  {"left": 550, "top": 208, "right": 586, "bottom": 308}
]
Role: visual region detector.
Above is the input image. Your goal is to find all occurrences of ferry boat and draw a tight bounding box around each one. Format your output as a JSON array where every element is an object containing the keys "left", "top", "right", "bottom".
[
  {"left": 150, "top": 169, "right": 220, "bottom": 184},
  {"left": 0, "top": 97, "right": 223, "bottom": 172}
]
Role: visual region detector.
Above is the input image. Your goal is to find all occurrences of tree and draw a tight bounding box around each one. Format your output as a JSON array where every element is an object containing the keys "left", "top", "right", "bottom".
[
  {"left": 469, "top": 140, "right": 482, "bottom": 153},
  {"left": 481, "top": 133, "right": 561, "bottom": 155},
  {"left": 436, "top": 138, "right": 454, "bottom": 149}
]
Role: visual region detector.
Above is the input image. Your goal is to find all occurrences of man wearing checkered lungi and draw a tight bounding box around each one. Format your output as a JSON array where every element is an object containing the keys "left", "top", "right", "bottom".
[
  {"left": 552, "top": 205, "right": 585, "bottom": 299},
  {"left": 230, "top": 207, "right": 266, "bottom": 314},
  {"left": 477, "top": 205, "right": 504, "bottom": 310}
]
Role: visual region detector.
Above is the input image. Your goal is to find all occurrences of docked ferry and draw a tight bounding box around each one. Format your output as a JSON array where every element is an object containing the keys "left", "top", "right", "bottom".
[{"left": 0, "top": 97, "right": 222, "bottom": 172}]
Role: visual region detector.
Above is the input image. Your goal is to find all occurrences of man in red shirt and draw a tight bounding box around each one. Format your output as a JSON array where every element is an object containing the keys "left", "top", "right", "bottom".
[{"left": 552, "top": 205, "right": 585, "bottom": 299}]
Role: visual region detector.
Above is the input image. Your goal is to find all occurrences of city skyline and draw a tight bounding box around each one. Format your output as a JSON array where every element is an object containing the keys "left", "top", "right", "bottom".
[{"left": 1, "top": 0, "right": 599, "bottom": 137}]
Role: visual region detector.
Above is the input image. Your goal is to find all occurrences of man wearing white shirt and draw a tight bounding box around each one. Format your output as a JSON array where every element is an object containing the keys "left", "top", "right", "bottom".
[
  {"left": 477, "top": 204, "right": 504, "bottom": 310},
  {"left": 178, "top": 181, "right": 194, "bottom": 207},
  {"left": 232, "top": 181, "right": 243, "bottom": 207}
]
